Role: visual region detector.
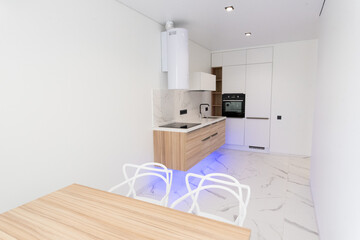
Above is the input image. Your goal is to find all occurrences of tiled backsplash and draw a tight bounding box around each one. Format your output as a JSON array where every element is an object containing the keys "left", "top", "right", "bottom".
[{"left": 152, "top": 89, "right": 211, "bottom": 127}]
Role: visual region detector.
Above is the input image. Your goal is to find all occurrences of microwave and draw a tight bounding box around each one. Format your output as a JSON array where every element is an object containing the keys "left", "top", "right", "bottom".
[{"left": 222, "top": 94, "right": 245, "bottom": 118}]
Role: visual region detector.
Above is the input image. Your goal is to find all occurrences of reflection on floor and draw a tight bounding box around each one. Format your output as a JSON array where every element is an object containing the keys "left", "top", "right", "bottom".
[{"left": 137, "top": 148, "right": 319, "bottom": 240}]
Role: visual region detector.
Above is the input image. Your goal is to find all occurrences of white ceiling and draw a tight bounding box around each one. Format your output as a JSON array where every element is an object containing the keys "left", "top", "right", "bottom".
[{"left": 116, "top": 0, "right": 323, "bottom": 51}]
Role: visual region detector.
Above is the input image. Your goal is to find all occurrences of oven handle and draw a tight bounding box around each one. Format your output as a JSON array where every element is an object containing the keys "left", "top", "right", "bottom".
[{"left": 222, "top": 100, "right": 244, "bottom": 102}]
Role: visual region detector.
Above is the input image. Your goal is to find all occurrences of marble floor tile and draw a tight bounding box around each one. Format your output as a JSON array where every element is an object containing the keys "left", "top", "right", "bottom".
[
  {"left": 286, "top": 181, "right": 313, "bottom": 204},
  {"left": 244, "top": 197, "right": 285, "bottom": 240},
  {"left": 283, "top": 219, "right": 319, "bottom": 240},
  {"left": 128, "top": 148, "right": 319, "bottom": 240},
  {"left": 240, "top": 175, "right": 288, "bottom": 198},
  {"left": 284, "top": 197, "right": 318, "bottom": 233},
  {"left": 245, "top": 220, "right": 283, "bottom": 240}
]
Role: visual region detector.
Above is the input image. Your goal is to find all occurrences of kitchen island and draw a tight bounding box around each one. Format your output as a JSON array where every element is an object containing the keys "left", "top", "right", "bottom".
[{"left": 153, "top": 117, "right": 226, "bottom": 171}]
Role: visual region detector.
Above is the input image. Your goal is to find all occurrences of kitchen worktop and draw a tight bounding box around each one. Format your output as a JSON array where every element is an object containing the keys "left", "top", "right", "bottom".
[{"left": 153, "top": 116, "right": 226, "bottom": 133}]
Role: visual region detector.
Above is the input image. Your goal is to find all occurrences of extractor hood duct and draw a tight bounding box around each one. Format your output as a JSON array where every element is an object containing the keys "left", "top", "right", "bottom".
[{"left": 161, "top": 21, "right": 189, "bottom": 90}]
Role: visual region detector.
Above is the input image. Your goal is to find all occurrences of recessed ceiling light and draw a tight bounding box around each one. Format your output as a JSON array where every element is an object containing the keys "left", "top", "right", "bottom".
[
  {"left": 225, "top": 6, "right": 234, "bottom": 12},
  {"left": 245, "top": 32, "right": 252, "bottom": 37}
]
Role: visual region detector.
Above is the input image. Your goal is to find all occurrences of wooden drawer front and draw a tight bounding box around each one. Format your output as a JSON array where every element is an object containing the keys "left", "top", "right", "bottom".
[
  {"left": 213, "top": 120, "right": 226, "bottom": 131},
  {"left": 186, "top": 121, "right": 225, "bottom": 153},
  {"left": 185, "top": 125, "right": 212, "bottom": 170},
  {"left": 208, "top": 121, "right": 226, "bottom": 153},
  {"left": 187, "top": 125, "right": 212, "bottom": 145},
  {"left": 185, "top": 120, "right": 226, "bottom": 170},
  {"left": 185, "top": 146, "right": 208, "bottom": 170},
  {"left": 211, "top": 126, "right": 226, "bottom": 151}
]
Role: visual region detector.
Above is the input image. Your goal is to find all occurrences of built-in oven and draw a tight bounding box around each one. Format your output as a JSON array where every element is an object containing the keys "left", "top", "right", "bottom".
[{"left": 222, "top": 93, "right": 245, "bottom": 118}]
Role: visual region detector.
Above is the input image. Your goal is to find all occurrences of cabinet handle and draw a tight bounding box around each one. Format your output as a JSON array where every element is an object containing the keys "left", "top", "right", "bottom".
[
  {"left": 211, "top": 133, "right": 218, "bottom": 137},
  {"left": 246, "top": 117, "right": 269, "bottom": 120},
  {"left": 202, "top": 136, "right": 211, "bottom": 142}
]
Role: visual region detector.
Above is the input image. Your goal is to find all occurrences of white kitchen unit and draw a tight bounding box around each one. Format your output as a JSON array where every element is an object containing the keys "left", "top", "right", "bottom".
[
  {"left": 245, "top": 63, "right": 273, "bottom": 117},
  {"left": 245, "top": 118, "right": 270, "bottom": 148},
  {"left": 225, "top": 118, "right": 245, "bottom": 145},
  {"left": 222, "top": 65, "right": 246, "bottom": 94},
  {"left": 211, "top": 52, "right": 223, "bottom": 67},
  {"left": 246, "top": 47, "right": 273, "bottom": 64},
  {"left": 222, "top": 50, "right": 246, "bottom": 66},
  {"left": 244, "top": 62, "right": 272, "bottom": 149},
  {"left": 212, "top": 46, "right": 273, "bottom": 151},
  {"left": 190, "top": 72, "right": 216, "bottom": 91}
]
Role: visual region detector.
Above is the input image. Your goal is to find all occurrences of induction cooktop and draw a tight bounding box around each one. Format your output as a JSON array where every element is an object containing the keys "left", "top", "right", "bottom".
[{"left": 159, "top": 122, "right": 201, "bottom": 129}]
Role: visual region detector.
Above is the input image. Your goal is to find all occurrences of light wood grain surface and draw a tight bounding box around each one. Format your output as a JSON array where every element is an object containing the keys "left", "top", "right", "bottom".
[
  {"left": 0, "top": 184, "right": 250, "bottom": 240},
  {"left": 154, "top": 119, "right": 226, "bottom": 171}
]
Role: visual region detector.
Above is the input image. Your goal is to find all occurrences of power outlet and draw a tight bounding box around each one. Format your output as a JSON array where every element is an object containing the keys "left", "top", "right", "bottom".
[{"left": 180, "top": 109, "right": 187, "bottom": 115}]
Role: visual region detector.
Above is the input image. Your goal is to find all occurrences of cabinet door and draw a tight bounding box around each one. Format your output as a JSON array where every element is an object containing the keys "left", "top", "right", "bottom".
[
  {"left": 200, "top": 73, "right": 216, "bottom": 91},
  {"left": 244, "top": 119, "right": 270, "bottom": 148},
  {"left": 222, "top": 50, "right": 246, "bottom": 66},
  {"left": 222, "top": 65, "right": 246, "bottom": 94},
  {"left": 225, "top": 118, "right": 245, "bottom": 145},
  {"left": 246, "top": 63, "right": 272, "bottom": 118},
  {"left": 210, "top": 120, "right": 226, "bottom": 151},
  {"left": 190, "top": 72, "right": 216, "bottom": 91},
  {"left": 211, "top": 53, "right": 223, "bottom": 67},
  {"left": 246, "top": 47, "right": 273, "bottom": 64}
]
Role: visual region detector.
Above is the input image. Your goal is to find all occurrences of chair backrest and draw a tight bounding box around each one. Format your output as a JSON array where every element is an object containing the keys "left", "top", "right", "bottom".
[
  {"left": 109, "top": 162, "right": 172, "bottom": 206},
  {"left": 171, "top": 173, "right": 250, "bottom": 226}
]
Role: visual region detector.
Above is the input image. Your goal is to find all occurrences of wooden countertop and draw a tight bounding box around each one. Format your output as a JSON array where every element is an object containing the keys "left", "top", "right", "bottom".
[{"left": 0, "top": 184, "right": 251, "bottom": 240}]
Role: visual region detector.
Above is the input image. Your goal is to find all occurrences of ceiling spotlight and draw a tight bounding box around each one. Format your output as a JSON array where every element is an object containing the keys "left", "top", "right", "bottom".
[
  {"left": 225, "top": 6, "right": 234, "bottom": 12},
  {"left": 245, "top": 32, "right": 252, "bottom": 37}
]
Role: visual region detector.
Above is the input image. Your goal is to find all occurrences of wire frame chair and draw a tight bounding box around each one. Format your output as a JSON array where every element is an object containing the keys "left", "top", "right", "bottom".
[
  {"left": 170, "top": 172, "right": 250, "bottom": 226},
  {"left": 109, "top": 162, "right": 173, "bottom": 207}
]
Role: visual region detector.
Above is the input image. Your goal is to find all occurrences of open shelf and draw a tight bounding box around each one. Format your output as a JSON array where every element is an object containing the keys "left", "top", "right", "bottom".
[{"left": 211, "top": 67, "right": 223, "bottom": 116}]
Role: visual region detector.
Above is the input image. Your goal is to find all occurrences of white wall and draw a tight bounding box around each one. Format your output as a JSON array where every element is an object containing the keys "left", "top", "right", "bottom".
[
  {"left": 188, "top": 40, "right": 212, "bottom": 114},
  {"left": 311, "top": 0, "right": 360, "bottom": 239},
  {"left": 270, "top": 40, "right": 318, "bottom": 156},
  {"left": 0, "top": 0, "right": 211, "bottom": 213},
  {"left": 189, "top": 41, "right": 211, "bottom": 73}
]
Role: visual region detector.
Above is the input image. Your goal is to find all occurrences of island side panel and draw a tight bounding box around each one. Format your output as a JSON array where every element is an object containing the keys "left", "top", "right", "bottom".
[{"left": 153, "top": 130, "right": 186, "bottom": 171}]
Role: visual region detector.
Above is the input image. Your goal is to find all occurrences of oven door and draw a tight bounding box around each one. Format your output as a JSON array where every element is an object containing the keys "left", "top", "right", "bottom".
[{"left": 222, "top": 100, "right": 245, "bottom": 118}]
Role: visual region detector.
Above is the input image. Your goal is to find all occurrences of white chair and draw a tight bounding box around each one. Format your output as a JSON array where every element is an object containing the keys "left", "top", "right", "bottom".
[
  {"left": 170, "top": 173, "right": 251, "bottom": 226},
  {"left": 109, "top": 162, "right": 173, "bottom": 207}
]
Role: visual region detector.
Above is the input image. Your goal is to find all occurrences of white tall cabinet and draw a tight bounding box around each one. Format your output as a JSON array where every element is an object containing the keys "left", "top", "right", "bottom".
[
  {"left": 211, "top": 53, "right": 223, "bottom": 67},
  {"left": 222, "top": 65, "right": 246, "bottom": 94},
  {"left": 245, "top": 63, "right": 272, "bottom": 117},
  {"left": 212, "top": 47, "right": 273, "bottom": 150},
  {"left": 245, "top": 48, "right": 273, "bottom": 149},
  {"left": 221, "top": 50, "right": 247, "bottom": 146},
  {"left": 244, "top": 119, "right": 270, "bottom": 147},
  {"left": 246, "top": 47, "right": 273, "bottom": 64},
  {"left": 222, "top": 50, "right": 246, "bottom": 66},
  {"left": 225, "top": 118, "right": 245, "bottom": 145}
]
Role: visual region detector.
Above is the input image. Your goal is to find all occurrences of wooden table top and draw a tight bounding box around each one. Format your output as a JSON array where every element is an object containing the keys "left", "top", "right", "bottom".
[{"left": 0, "top": 184, "right": 251, "bottom": 240}]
